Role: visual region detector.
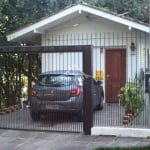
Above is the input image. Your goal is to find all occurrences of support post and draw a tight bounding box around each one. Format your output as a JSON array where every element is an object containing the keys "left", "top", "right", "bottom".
[{"left": 83, "top": 45, "right": 93, "bottom": 135}]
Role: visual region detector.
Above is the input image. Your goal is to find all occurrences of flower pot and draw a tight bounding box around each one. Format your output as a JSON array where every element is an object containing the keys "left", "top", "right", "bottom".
[{"left": 125, "top": 110, "right": 135, "bottom": 117}]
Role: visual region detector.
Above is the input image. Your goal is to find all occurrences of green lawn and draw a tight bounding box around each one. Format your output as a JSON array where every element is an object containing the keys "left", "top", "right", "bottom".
[{"left": 96, "top": 146, "right": 150, "bottom": 150}]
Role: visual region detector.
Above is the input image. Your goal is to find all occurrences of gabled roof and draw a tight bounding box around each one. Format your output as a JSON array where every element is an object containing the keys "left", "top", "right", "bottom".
[{"left": 7, "top": 2, "right": 150, "bottom": 41}]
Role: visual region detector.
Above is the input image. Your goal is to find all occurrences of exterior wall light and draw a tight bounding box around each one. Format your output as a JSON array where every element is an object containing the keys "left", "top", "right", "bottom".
[
  {"left": 130, "top": 42, "right": 136, "bottom": 55},
  {"left": 130, "top": 42, "right": 135, "bottom": 51}
]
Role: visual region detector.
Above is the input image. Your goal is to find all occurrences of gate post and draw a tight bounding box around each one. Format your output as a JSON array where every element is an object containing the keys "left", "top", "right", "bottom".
[
  {"left": 28, "top": 54, "right": 33, "bottom": 100},
  {"left": 83, "top": 45, "right": 93, "bottom": 135}
]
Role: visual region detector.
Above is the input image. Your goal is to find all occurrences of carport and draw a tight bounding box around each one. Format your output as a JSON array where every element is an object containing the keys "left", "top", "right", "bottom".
[{"left": 0, "top": 45, "right": 94, "bottom": 135}]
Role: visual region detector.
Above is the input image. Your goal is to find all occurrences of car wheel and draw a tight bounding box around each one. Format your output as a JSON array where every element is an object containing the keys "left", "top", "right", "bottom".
[{"left": 31, "top": 111, "right": 40, "bottom": 121}]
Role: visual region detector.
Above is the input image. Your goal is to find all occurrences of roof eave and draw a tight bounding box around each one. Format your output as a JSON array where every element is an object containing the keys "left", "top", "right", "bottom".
[
  {"left": 79, "top": 4, "right": 150, "bottom": 33},
  {"left": 6, "top": 3, "right": 150, "bottom": 42},
  {"left": 7, "top": 5, "right": 80, "bottom": 41}
]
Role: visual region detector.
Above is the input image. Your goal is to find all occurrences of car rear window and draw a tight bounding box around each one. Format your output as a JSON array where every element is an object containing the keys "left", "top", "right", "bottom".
[{"left": 38, "top": 75, "right": 73, "bottom": 86}]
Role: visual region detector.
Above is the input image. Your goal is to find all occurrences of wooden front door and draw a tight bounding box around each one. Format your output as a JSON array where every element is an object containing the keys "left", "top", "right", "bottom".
[{"left": 105, "top": 48, "right": 126, "bottom": 103}]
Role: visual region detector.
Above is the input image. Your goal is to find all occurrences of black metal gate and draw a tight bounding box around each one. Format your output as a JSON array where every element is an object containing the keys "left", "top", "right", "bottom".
[
  {"left": 0, "top": 45, "right": 93, "bottom": 134},
  {"left": 1, "top": 32, "right": 150, "bottom": 135}
]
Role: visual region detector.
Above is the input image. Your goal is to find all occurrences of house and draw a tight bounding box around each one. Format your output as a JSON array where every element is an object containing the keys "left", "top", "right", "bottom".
[{"left": 6, "top": 2, "right": 150, "bottom": 103}]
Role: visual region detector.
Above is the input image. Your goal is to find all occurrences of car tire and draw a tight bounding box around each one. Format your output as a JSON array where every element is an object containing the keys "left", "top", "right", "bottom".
[
  {"left": 31, "top": 111, "right": 40, "bottom": 121},
  {"left": 77, "top": 110, "right": 83, "bottom": 122}
]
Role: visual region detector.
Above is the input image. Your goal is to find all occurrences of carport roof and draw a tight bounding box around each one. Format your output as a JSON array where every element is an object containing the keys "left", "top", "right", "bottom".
[{"left": 7, "top": 2, "right": 150, "bottom": 42}]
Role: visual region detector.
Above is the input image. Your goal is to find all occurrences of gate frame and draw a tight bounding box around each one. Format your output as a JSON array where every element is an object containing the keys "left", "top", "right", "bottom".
[{"left": 0, "top": 45, "right": 93, "bottom": 135}]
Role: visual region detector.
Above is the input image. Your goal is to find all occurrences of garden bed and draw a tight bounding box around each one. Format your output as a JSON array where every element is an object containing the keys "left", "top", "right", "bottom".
[{"left": 0, "top": 104, "right": 22, "bottom": 115}]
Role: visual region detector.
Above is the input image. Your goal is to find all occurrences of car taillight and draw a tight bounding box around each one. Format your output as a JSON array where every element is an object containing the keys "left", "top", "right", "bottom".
[
  {"left": 30, "top": 88, "right": 36, "bottom": 96},
  {"left": 71, "top": 88, "right": 81, "bottom": 97}
]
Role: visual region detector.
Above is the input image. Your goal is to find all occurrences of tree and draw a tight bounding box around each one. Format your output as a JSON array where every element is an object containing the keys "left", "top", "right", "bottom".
[
  {"left": 0, "top": 52, "right": 41, "bottom": 109},
  {"left": 84, "top": 0, "right": 149, "bottom": 23}
]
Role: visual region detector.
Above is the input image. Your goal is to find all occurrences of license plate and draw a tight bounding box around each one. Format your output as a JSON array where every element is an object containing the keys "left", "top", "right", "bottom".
[{"left": 45, "top": 104, "right": 59, "bottom": 110}]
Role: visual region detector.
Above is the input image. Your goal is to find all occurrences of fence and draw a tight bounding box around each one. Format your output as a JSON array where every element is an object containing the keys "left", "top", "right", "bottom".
[{"left": 0, "top": 32, "right": 150, "bottom": 134}]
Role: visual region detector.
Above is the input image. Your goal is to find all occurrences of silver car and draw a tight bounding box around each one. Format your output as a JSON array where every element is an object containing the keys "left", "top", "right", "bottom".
[{"left": 30, "top": 70, "right": 104, "bottom": 121}]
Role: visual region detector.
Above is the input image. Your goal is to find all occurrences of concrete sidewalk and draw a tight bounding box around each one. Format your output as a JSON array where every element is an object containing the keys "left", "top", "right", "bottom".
[{"left": 0, "top": 129, "right": 150, "bottom": 150}]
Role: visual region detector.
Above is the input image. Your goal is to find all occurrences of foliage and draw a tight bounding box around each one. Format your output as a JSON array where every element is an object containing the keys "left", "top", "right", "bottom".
[
  {"left": 84, "top": 0, "right": 149, "bottom": 23},
  {"left": 55, "top": 0, "right": 78, "bottom": 9},
  {"left": 96, "top": 146, "right": 150, "bottom": 150},
  {"left": 0, "top": 54, "right": 21, "bottom": 108},
  {"left": 0, "top": 0, "right": 56, "bottom": 33},
  {"left": 119, "top": 82, "right": 144, "bottom": 112},
  {"left": 0, "top": 53, "right": 41, "bottom": 109}
]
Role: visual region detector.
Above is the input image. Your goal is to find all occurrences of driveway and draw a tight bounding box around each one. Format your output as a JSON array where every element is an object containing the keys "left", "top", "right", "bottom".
[
  {"left": 0, "top": 129, "right": 150, "bottom": 150},
  {"left": 0, "top": 103, "right": 148, "bottom": 133}
]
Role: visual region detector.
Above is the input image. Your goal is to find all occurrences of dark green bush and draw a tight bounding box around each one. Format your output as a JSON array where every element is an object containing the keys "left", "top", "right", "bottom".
[{"left": 96, "top": 146, "right": 150, "bottom": 150}]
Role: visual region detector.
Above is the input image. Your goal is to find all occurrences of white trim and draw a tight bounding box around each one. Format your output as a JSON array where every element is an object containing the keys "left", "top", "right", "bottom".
[
  {"left": 79, "top": 4, "right": 149, "bottom": 33},
  {"left": 91, "top": 127, "right": 150, "bottom": 138},
  {"left": 7, "top": 5, "right": 80, "bottom": 41},
  {"left": 7, "top": 4, "right": 150, "bottom": 41}
]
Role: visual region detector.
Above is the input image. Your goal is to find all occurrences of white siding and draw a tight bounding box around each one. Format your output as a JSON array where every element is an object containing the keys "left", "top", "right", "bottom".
[
  {"left": 42, "top": 52, "right": 83, "bottom": 72},
  {"left": 41, "top": 14, "right": 149, "bottom": 85}
]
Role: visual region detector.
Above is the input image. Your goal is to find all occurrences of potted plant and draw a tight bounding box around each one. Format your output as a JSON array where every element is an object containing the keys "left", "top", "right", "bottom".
[{"left": 119, "top": 82, "right": 144, "bottom": 118}]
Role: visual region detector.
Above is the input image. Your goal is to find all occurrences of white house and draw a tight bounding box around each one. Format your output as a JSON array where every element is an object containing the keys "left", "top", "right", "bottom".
[{"left": 7, "top": 2, "right": 150, "bottom": 103}]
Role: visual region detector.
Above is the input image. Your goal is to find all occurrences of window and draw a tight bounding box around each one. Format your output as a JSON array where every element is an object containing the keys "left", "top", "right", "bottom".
[{"left": 38, "top": 75, "right": 72, "bottom": 86}]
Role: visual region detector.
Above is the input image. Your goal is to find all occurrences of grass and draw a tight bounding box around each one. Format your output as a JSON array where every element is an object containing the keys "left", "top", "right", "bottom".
[{"left": 96, "top": 146, "right": 150, "bottom": 150}]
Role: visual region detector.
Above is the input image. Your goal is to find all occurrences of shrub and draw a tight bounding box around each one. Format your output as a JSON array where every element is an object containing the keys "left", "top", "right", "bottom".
[{"left": 119, "top": 82, "right": 144, "bottom": 113}]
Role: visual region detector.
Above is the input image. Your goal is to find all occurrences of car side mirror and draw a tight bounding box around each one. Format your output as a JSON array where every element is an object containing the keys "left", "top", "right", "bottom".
[{"left": 96, "top": 80, "right": 102, "bottom": 85}]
